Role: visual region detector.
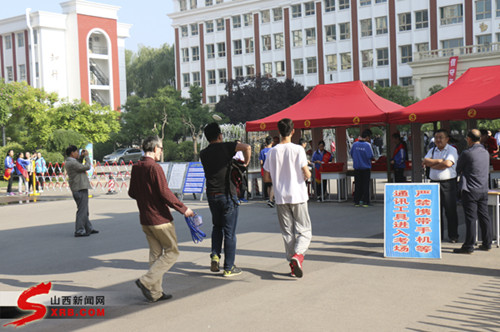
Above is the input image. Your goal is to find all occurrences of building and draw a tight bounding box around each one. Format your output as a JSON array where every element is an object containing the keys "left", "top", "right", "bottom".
[
  {"left": 0, "top": 0, "right": 131, "bottom": 110},
  {"left": 169, "top": 0, "right": 500, "bottom": 103}
]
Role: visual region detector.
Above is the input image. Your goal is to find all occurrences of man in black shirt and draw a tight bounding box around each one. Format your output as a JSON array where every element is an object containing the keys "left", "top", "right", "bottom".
[
  {"left": 454, "top": 129, "right": 493, "bottom": 254},
  {"left": 200, "top": 123, "right": 251, "bottom": 277}
]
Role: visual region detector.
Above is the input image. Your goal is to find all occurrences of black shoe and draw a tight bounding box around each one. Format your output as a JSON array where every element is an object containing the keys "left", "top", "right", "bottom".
[
  {"left": 154, "top": 293, "right": 173, "bottom": 302},
  {"left": 135, "top": 279, "right": 154, "bottom": 302},
  {"left": 89, "top": 230, "right": 99, "bottom": 234},
  {"left": 478, "top": 244, "right": 491, "bottom": 251},
  {"left": 453, "top": 247, "right": 473, "bottom": 254},
  {"left": 449, "top": 238, "right": 458, "bottom": 243},
  {"left": 74, "top": 233, "right": 90, "bottom": 237}
]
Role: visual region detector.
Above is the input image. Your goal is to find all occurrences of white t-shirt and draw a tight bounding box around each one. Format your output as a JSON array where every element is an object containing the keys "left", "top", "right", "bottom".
[
  {"left": 424, "top": 144, "right": 458, "bottom": 180},
  {"left": 263, "top": 143, "right": 308, "bottom": 204}
]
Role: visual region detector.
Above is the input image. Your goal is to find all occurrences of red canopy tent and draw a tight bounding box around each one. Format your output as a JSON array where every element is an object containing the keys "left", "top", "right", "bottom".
[
  {"left": 389, "top": 65, "right": 500, "bottom": 124},
  {"left": 245, "top": 81, "right": 403, "bottom": 132}
]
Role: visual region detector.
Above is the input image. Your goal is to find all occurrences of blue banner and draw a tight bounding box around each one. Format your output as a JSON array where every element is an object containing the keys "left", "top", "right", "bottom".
[
  {"left": 384, "top": 183, "right": 441, "bottom": 259},
  {"left": 182, "top": 162, "right": 206, "bottom": 194}
]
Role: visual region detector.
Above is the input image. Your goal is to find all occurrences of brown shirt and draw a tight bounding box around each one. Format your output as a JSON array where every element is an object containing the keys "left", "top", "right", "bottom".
[{"left": 128, "top": 156, "right": 187, "bottom": 226}]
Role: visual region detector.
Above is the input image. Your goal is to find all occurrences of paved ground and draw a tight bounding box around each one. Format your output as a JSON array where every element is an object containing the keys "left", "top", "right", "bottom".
[{"left": 0, "top": 189, "right": 499, "bottom": 332}]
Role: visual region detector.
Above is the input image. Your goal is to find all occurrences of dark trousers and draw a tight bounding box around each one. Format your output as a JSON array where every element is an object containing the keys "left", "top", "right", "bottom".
[
  {"left": 462, "top": 191, "right": 492, "bottom": 249},
  {"left": 354, "top": 169, "right": 371, "bottom": 205},
  {"left": 316, "top": 180, "right": 328, "bottom": 198},
  {"left": 72, "top": 189, "right": 93, "bottom": 235},
  {"left": 394, "top": 168, "right": 405, "bottom": 183},
  {"left": 263, "top": 182, "right": 272, "bottom": 200},
  {"left": 433, "top": 179, "right": 459, "bottom": 240},
  {"left": 7, "top": 175, "right": 13, "bottom": 193},
  {"left": 207, "top": 193, "right": 239, "bottom": 271}
]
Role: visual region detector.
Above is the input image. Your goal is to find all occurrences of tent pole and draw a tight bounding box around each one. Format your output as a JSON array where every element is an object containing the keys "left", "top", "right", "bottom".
[
  {"left": 386, "top": 124, "right": 391, "bottom": 183},
  {"left": 411, "top": 122, "right": 423, "bottom": 182}
]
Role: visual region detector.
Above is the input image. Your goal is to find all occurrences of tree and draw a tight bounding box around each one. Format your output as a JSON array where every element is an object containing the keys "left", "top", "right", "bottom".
[
  {"left": 126, "top": 44, "right": 176, "bottom": 98},
  {"left": 372, "top": 85, "right": 418, "bottom": 106},
  {"left": 428, "top": 84, "right": 444, "bottom": 96},
  {"left": 215, "top": 77, "right": 308, "bottom": 123},
  {"left": 47, "top": 129, "right": 88, "bottom": 154}
]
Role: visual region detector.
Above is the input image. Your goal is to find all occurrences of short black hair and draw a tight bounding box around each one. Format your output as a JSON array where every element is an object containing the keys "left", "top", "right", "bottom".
[
  {"left": 142, "top": 136, "right": 162, "bottom": 152},
  {"left": 392, "top": 133, "right": 401, "bottom": 140},
  {"left": 361, "top": 129, "right": 372, "bottom": 138},
  {"left": 479, "top": 129, "right": 488, "bottom": 136},
  {"left": 6, "top": 149, "right": 13, "bottom": 156},
  {"left": 265, "top": 136, "right": 273, "bottom": 145},
  {"left": 468, "top": 130, "right": 481, "bottom": 142},
  {"left": 318, "top": 140, "right": 326, "bottom": 147},
  {"left": 66, "top": 145, "right": 78, "bottom": 157},
  {"left": 435, "top": 129, "right": 449, "bottom": 137},
  {"left": 277, "top": 118, "right": 294, "bottom": 137},
  {"left": 299, "top": 138, "right": 307, "bottom": 145},
  {"left": 204, "top": 122, "right": 221, "bottom": 142}
]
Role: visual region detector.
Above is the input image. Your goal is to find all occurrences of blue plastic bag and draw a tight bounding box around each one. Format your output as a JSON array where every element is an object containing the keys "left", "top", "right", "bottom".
[{"left": 184, "top": 214, "right": 206, "bottom": 244}]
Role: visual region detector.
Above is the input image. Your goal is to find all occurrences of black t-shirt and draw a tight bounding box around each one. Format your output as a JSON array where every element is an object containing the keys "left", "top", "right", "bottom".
[{"left": 200, "top": 141, "right": 237, "bottom": 194}]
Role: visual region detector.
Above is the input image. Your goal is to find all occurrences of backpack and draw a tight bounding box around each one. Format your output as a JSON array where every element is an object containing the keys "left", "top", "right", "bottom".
[{"left": 226, "top": 159, "right": 247, "bottom": 204}]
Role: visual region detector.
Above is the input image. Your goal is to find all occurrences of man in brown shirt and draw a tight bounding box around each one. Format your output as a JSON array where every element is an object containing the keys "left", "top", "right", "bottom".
[{"left": 129, "top": 136, "right": 194, "bottom": 302}]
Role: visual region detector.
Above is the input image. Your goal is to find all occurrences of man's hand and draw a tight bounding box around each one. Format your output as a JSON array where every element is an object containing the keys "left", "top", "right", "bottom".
[{"left": 184, "top": 208, "right": 195, "bottom": 217}]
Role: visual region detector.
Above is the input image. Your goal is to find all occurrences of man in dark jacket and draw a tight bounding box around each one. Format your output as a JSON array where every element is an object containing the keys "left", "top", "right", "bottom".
[
  {"left": 129, "top": 136, "right": 194, "bottom": 302},
  {"left": 454, "top": 129, "right": 493, "bottom": 254}
]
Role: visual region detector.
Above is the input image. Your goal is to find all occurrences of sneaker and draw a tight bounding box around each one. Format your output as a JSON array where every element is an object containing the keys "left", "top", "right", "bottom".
[
  {"left": 267, "top": 200, "right": 275, "bottom": 208},
  {"left": 223, "top": 266, "right": 242, "bottom": 277},
  {"left": 453, "top": 247, "right": 474, "bottom": 254},
  {"left": 239, "top": 198, "right": 248, "bottom": 203},
  {"left": 210, "top": 255, "right": 220, "bottom": 272},
  {"left": 354, "top": 203, "right": 360, "bottom": 207},
  {"left": 289, "top": 262, "right": 296, "bottom": 277},
  {"left": 362, "top": 204, "right": 369, "bottom": 208},
  {"left": 154, "top": 293, "right": 173, "bottom": 302},
  {"left": 478, "top": 244, "right": 491, "bottom": 251},
  {"left": 290, "top": 254, "right": 304, "bottom": 278}
]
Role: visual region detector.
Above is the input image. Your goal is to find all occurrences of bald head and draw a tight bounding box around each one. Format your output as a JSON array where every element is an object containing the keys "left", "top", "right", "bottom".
[{"left": 467, "top": 129, "right": 481, "bottom": 146}]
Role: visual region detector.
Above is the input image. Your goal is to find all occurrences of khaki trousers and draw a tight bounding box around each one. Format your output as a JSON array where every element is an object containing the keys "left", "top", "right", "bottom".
[{"left": 140, "top": 223, "right": 179, "bottom": 300}]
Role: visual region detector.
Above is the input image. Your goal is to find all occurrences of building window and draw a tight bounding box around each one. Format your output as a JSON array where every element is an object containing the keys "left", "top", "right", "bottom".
[
  {"left": 324, "top": 0, "right": 335, "bottom": 12},
  {"left": 233, "top": 40, "right": 242, "bottom": 55},
  {"left": 19, "top": 64, "right": 26, "bottom": 81},
  {"left": 400, "top": 77, "right": 412, "bottom": 86},
  {"left": 476, "top": 0, "right": 492, "bottom": 20},
  {"left": 305, "top": 28, "right": 316, "bottom": 45},
  {"left": 262, "top": 35, "right": 272, "bottom": 51},
  {"left": 190, "top": 24, "right": 199, "bottom": 36},
  {"left": 275, "top": 61, "right": 285, "bottom": 77},
  {"left": 218, "top": 68, "right": 227, "bottom": 83},
  {"left": 182, "top": 48, "right": 189, "bottom": 62},
  {"left": 205, "top": 0, "right": 213, "bottom": 5},
  {"left": 340, "top": 53, "right": 351, "bottom": 70},
  {"left": 292, "top": 4, "right": 302, "bottom": 18},
  {"left": 307, "top": 57, "right": 317, "bottom": 73},
  {"left": 375, "top": 16, "right": 388, "bottom": 34},
  {"left": 399, "top": 13, "right": 411, "bottom": 31},
  {"left": 339, "top": 0, "right": 349, "bottom": 10},
  {"left": 208, "top": 96, "right": 217, "bottom": 103},
  {"left": 377, "top": 48, "right": 389, "bottom": 66},
  {"left": 415, "top": 10, "right": 428, "bottom": 29},
  {"left": 477, "top": 34, "right": 492, "bottom": 52},
  {"left": 33, "top": 30, "right": 38, "bottom": 44},
  {"left": 216, "top": 0, "right": 223, "bottom": 3},
  {"left": 233, "top": 15, "right": 241, "bottom": 28},
  {"left": 206, "top": 21, "right": 214, "bottom": 33},
  {"left": 183, "top": 73, "right": 190, "bottom": 87},
  {"left": 363, "top": 80, "right": 374, "bottom": 88},
  {"left": 17, "top": 33, "right": 24, "bottom": 48},
  {"left": 181, "top": 25, "right": 188, "bottom": 37},
  {"left": 192, "top": 72, "right": 200, "bottom": 86},
  {"left": 339, "top": 23, "right": 350, "bottom": 40},
  {"left": 292, "top": 30, "right": 303, "bottom": 47},
  {"left": 263, "top": 62, "right": 272, "bottom": 77},
  {"left": 326, "top": 54, "right": 337, "bottom": 71},
  {"left": 400, "top": 45, "right": 412, "bottom": 63},
  {"left": 325, "top": 25, "right": 336, "bottom": 42},
  {"left": 375, "top": 0, "right": 387, "bottom": 2},
  {"left": 497, "top": 0, "right": 500, "bottom": 17},
  {"left": 261, "top": 10, "right": 271, "bottom": 23},
  {"left": 416, "top": 42, "right": 429, "bottom": 52},
  {"left": 440, "top": 4, "right": 463, "bottom": 25},
  {"left": 216, "top": 18, "right": 224, "bottom": 31},
  {"left": 179, "top": 0, "right": 187, "bottom": 11},
  {"left": 360, "top": 19, "right": 372, "bottom": 37},
  {"left": 190, "top": 0, "right": 197, "bottom": 9},
  {"left": 245, "top": 38, "right": 254, "bottom": 53},
  {"left": 377, "top": 79, "right": 390, "bottom": 87},
  {"left": 4, "top": 35, "right": 11, "bottom": 49},
  {"left": 191, "top": 46, "right": 200, "bottom": 61},
  {"left": 360, "top": 0, "right": 371, "bottom": 6},
  {"left": 35, "top": 62, "right": 39, "bottom": 78},
  {"left": 441, "top": 38, "right": 463, "bottom": 49},
  {"left": 361, "top": 50, "right": 373, "bottom": 67},
  {"left": 273, "top": 8, "right": 283, "bottom": 21},
  {"left": 243, "top": 13, "right": 253, "bottom": 26},
  {"left": 6, "top": 66, "right": 13, "bottom": 81},
  {"left": 246, "top": 65, "right": 255, "bottom": 77},
  {"left": 206, "top": 44, "right": 215, "bottom": 58},
  {"left": 234, "top": 66, "right": 243, "bottom": 79},
  {"left": 304, "top": 2, "right": 315, "bottom": 16},
  {"left": 217, "top": 42, "right": 226, "bottom": 57},
  {"left": 274, "top": 33, "right": 284, "bottom": 49},
  {"left": 293, "top": 59, "right": 304, "bottom": 75},
  {"left": 207, "top": 70, "right": 216, "bottom": 84}
]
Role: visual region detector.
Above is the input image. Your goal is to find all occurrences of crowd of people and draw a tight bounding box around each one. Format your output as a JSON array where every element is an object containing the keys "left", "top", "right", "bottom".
[{"left": 3, "top": 150, "right": 47, "bottom": 196}]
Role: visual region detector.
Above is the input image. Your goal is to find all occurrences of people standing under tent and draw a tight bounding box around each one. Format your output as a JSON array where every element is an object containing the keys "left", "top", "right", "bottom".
[
  {"left": 350, "top": 129, "right": 373, "bottom": 207},
  {"left": 480, "top": 129, "right": 499, "bottom": 159},
  {"left": 311, "top": 140, "right": 332, "bottom": 202},
  {"left": 391, "top": 133, "right": 407, "bottom": 183}
]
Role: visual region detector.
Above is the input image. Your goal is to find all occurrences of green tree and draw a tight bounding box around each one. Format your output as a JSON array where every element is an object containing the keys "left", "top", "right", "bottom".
[
  {"left": 428, "top": 84, "right": 445, "bottom": 96},
  {"left": 126, "top": 44, "right": 176, "bottom": 98},
  {"left": 47, "top": 129, "right": 88, "bottom": 154},
  {"left": 372, "top": 85, "right": 418, "bottom": 107}
]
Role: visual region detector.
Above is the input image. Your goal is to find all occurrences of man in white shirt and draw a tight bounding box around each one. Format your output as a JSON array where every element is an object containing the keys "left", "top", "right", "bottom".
[
  {"left": 263, "top": 118, "right": 312, "bottom": 278},
  {"left": 422, "top": 129, "right": 459, "bottom": 243}
]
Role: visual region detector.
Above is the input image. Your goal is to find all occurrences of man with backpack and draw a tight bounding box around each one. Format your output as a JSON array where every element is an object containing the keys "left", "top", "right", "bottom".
[{"left": 200, "top": 123, "right": 251, "bottom": 277}]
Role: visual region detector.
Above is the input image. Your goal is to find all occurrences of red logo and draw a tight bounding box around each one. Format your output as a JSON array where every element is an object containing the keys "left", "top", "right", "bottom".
[{"left": 3, "top": 282, "right": 52, "bottom": 328}]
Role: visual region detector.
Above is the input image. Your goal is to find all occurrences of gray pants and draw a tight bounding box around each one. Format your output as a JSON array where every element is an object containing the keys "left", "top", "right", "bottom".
[
  {"left": 276, "top": 202, "right": 312, "bottom": 261},
  {"left": 73, "top": 189, "right": 93, "bottom": 235}
]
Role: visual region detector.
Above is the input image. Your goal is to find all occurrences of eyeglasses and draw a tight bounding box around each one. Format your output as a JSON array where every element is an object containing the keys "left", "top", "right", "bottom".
[{"left": 156, "top": 146, "right": 163, "bottom": 151}]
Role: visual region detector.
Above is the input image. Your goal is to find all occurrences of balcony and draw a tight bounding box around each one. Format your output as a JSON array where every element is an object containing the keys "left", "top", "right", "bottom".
[{"left": 413, "top": 42, "right": 500, "bottom": 62}]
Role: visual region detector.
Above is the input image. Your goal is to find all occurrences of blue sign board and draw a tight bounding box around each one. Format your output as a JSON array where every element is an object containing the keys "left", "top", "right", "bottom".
[
  {"left": 384, "top": 183, "right": 441, "bottom": 259},
  {"left": 182, "top": 162, "right": 206, "bottom": 194}
]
